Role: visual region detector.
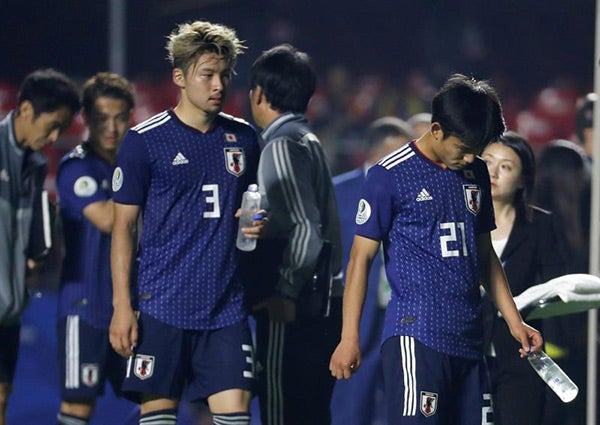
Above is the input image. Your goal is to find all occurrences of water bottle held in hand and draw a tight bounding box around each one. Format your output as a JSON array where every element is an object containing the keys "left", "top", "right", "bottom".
[
  {"left": 527, "top": 350, "right": 578, "bottom": 403},
  {"left": 236, "top": 184, "right": 261, "bottom": 251}
]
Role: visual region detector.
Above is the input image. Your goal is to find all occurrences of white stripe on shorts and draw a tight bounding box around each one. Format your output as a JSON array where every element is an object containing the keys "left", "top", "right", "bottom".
[
  {"left": 400, "top": 335, "right": 417, "bottom": 416},
  {"left": 65, "top": 315, "right": 80, "bottom": 389}
]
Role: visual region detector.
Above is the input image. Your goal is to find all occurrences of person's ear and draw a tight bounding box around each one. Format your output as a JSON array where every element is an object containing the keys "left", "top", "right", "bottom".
[
  {"left": 431, "top": 122, "right": 445, "bottom": 141},
  {"left": 18, "top": 100, "right": 34, "bottom": 119},
  {"left": 172, "top": 68, "right": 185, "bottom": 89},
  {"left": 253, "top": 86, "right": 265, "bottom": 105}
]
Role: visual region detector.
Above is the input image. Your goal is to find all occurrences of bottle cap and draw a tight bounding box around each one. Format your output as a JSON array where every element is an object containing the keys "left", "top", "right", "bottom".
[{"left": 248, "top": 183, "right": 259, "bottom": 192}]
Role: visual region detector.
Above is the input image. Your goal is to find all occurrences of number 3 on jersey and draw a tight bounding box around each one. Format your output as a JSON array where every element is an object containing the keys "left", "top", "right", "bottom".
[
  {"left": 439, "top": 221, "right": 468, "bottom": 257},
  {"left": 202, "top": 184, "right": 220, "bottom": 218}
]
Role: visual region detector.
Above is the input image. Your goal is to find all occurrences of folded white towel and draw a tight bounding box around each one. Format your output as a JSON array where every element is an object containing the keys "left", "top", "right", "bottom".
[{"left": 512, "top": 274, "right": 600, "bottom": 311}]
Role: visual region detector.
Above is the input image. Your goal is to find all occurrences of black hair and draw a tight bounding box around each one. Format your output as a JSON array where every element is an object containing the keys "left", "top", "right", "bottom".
[
  {"left": 82, "top": 72, "right": 135, "bottom": 116},
  {"left": 490, "top": 131, "right": 535, "bottom": 222},
  {"left": 250, "top": 44, "right": 316, "bottom": 113},
  {"left": 17, "top": 68, "right": 80, "bottom": 116},
  {"left": 432, "top": 74, "right": 505, "bottom": 153}
]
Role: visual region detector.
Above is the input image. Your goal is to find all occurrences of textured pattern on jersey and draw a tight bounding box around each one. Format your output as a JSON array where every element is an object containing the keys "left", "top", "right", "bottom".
[
  {"left": 114, "top": 110, "right": 260, "bottom": 329},
  {"left": 357, "top": 141, "right": 495, "bottom": 359},
  {"left": 57, "top": 145, "right": 114, "bottom": 328}
]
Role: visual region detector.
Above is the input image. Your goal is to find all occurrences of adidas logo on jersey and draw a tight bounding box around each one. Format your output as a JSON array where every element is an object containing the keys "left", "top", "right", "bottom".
[
  {"left": 416, "top": 188, "right": 433, "bottom": 202},
  {"left": 172, "top": 152, "right": 189, "bottom": 165}
]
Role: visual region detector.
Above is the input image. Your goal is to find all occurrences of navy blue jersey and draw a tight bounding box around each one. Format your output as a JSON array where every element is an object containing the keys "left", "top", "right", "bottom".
[
  {"left": 112, "top": 110, "right": 260, "bottom": 330},
  {"left": 57, "top": 144, "right": 114, "bottom": 329},
  {"left": 356, "top": 142, "right": 495, "bottom": 359}
]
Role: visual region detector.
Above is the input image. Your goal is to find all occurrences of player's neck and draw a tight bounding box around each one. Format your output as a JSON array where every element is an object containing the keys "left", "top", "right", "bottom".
[
  {"left": 88, "top": 141, "right": 117, "bottom": 165},
  {"left": 415, "top": 133, "right": 440, "bottom": 164},
  {"left": 173, "top": 102, "right": 215, "bottom": 133}
]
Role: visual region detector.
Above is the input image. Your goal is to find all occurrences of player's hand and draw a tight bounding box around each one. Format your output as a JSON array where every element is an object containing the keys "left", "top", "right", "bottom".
[
  {"left": 253, "top": 295, "right": 296, "bottom": 322},
  {"left": 235, "top": 209, "right": 268, "bottom": 239},
  {"left": 329, "top": 339, "right": 361, "bottom": 380},
  {"left": 511, "top": 321, "right": 543, "bottom": 358},
  {"left": 109, "top": 305, "right": 138, "bottom": 357}
]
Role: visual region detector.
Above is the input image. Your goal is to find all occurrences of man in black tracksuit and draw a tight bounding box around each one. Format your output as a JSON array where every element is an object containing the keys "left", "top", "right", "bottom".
[{"left": 246, "top": 44, "right": 343, "bottom": 425}]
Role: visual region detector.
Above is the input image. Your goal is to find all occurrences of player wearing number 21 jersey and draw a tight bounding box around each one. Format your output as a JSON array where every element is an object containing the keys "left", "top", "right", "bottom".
[{"left": 356, "top": 140, "right": 494, "bottom": 359}]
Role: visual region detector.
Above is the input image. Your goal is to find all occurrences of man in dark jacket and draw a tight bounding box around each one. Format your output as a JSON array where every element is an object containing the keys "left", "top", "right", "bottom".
[{"left": 247, "top": 44, "right": 343, "bottom": 425}]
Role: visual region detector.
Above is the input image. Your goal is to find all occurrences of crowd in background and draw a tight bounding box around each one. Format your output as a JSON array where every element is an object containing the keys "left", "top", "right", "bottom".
[{"left": 0, "top": 65, "right": 588, "bottom": 188}]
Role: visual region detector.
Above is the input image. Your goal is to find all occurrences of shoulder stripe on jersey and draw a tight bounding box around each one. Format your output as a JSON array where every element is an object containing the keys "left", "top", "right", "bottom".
[
  {"left": 379, "top": 144, "right": 415, "bottom": 169},
  {"left": 272, "top": 139, "right": 311, "bottom": 281},
  {"left": 378, "top": 143, "right": 411, "bottom": 166},
  {"left": 132, "top": 111, "right": 169, "bottom": 132},
  {"left": 218, "top": 111, "right": 251, "bottom": 126},
  {"left": 400, "top": 336, "right": 417, "bottom": 417},
  {"left": 135, "top": 114, "right": 171, "bottom": 134}
]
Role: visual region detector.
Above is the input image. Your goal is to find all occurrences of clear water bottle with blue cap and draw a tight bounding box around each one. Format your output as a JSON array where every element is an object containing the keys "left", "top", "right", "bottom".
[{"left": 236, "top": 184, "right": 261, "bottom": 251}]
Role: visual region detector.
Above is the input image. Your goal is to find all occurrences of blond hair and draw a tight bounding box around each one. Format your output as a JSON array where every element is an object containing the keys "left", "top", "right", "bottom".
[{"left": 166, "top": 21, "right": 246, "bottom": 74}]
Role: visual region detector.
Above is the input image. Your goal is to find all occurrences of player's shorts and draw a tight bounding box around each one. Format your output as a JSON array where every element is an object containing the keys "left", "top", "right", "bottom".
[
  {"left": 122, "top": 312, "right": 254, "bottom": 402},
  {"left": 381, "top": 335, "right": 493, "bottom": 425},
  {"left": 0, "top": 324, "right": 20, "bottom": 385},
  {"left": 58, "top": 315, "right": 128, "bottom": 400}
]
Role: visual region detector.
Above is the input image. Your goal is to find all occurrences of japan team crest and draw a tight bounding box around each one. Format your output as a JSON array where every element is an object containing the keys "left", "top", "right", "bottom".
[
  {"left": 420, "top": 391, "right": 438, "bottom": 417},
  {"left": 134, "top": 354, "right": 155, "bottom": 380},
  {"left": 224, "top": 147, "right": 246, "bottom": 177},
  {"left": 463, "top": 184, "right": 481, "bottom": 215},
  {"left": 81, "top": 364, "right": 99, "bottom": 387}
]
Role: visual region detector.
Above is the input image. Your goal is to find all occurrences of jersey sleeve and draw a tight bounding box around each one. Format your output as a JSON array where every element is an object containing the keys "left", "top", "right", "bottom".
[
  {"left": 57, "top": 159, "right": 109, "bottom": 219},
  {"left": 354, "top": 164, "right": 395, "bottom": 241},
  {"left": 475, "top": 160, "right": 496, "bottom": 234},
  {"left": 112, "top": 129, "right": 150, "bottom": 205}
]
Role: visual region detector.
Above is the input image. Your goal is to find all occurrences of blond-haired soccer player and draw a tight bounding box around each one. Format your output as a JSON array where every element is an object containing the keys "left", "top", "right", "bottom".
[{"left": 109, "top": 21, "right": 260, "bottom": 425}]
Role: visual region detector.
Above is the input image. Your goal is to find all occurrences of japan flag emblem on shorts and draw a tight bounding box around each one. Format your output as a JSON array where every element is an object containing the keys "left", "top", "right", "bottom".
[
  {"left": 81, "top": 364, "right": 99, "bottom": 387},
  {"left": 224, "top": 147, "right": 246, "bottom": 177},
  {"left": 463, "top": 184, "right": 481, "bottom": 215},
  {"left": 420, "top": 391, "right": 438, "bottom": 417},
  {"left": 134, "top": 354, "right": 155, "bottom": 380}
]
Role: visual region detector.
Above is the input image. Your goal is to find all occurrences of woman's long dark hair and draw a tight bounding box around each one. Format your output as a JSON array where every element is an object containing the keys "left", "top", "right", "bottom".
[{"left": 489, "top": 131, "right": 536, "bottom": 222}]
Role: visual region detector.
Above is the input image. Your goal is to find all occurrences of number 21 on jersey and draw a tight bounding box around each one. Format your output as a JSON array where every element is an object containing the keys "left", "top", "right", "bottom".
[{"left": 439, "top": 221, "right": 468, "bottom": 257}]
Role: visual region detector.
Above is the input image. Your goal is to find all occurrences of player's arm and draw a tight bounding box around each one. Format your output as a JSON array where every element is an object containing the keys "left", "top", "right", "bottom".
[
  {"left": 109, "top": 202, "right": 139, "bottom": 357},
  {"left": 83, "top": 200, "right": 114, "bottom": 234},
  {"left": 330, "top": 234, "right": 380, "bottom": 379},
  {"left": 477, "top": 232, "right": 543, "bottom": 356}
]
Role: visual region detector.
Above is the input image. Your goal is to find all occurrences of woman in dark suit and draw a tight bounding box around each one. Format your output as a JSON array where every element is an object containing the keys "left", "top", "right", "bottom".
[{"left": 481, "top": 131, "right": 565, "bottom": 425}]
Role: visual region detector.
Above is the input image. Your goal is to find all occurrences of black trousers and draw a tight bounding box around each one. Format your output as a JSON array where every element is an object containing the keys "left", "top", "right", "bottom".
[
  {"left": 486, "top": 355, "right": 546, "bottom": 425},
  {"left": 254, "top": 297, "right": 342, "bottom": 425}
]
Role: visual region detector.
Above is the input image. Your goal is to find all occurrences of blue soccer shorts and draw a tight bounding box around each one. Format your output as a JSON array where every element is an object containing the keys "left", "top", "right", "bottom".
[
  {"left": 122, "top": 312, "right": 255, "bottom": 402},
  {"left": 57, "top": 315, "right": 129, "bottom": 400},
  {"left": 381, "top": 335, "right": 493, "bottom": 425}
]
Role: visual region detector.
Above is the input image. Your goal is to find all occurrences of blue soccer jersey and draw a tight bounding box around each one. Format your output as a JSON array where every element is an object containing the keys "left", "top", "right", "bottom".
[
  {"left": 355, "top": 141, "right": 495, "bottom": 359},
  {"left": 57, "top": 144, "right": 115, "bottom": 329},
  {"left": 112, "top": 110, "right": 260, "bottom": 330}
]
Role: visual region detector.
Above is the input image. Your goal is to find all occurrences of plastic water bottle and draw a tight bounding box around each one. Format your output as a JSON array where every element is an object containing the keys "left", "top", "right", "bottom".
[
  {"left": 236, "top": 184, "right": 261, "bottom": 251},
  {"left": 527, "top": 350, "right": 579, "bottom": 403}
]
